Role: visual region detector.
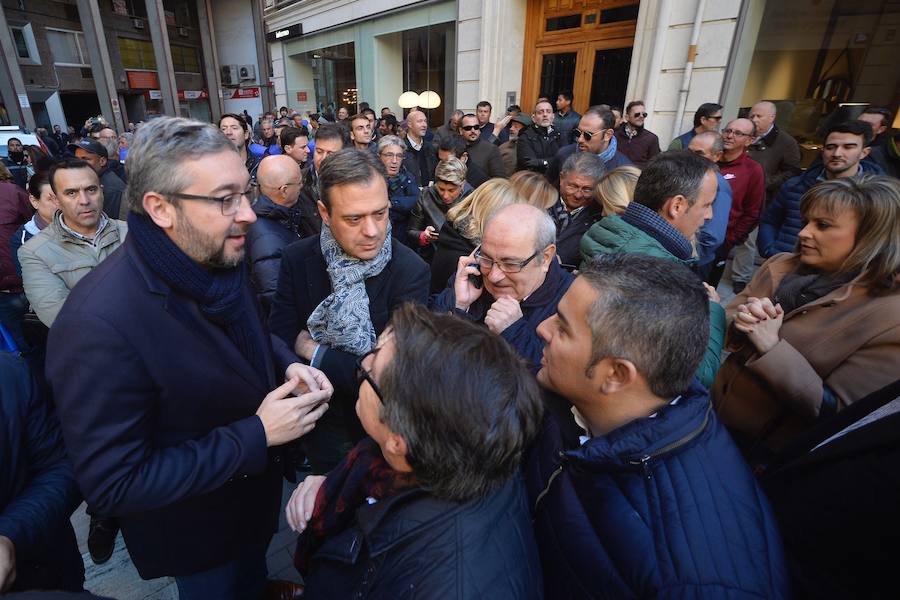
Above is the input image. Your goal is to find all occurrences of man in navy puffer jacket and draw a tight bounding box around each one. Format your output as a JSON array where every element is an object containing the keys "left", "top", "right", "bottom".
[
  {"left": 758, "top": 121, "right": 882, "bottom": 258},
  {"left": 524, "top": 253, "right": 790, "bottom": 599}
]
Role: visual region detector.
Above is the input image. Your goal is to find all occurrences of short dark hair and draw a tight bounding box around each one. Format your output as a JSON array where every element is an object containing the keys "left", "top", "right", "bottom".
[
  {"left": 280, "top": 126, "right": 309, "bottom": 149},
  {"left": 317, "top": 147, "right": 386, "bottom": 212},
  {"left": 314, "top": 122, "right": 350, "bottom": 147},
  {"left": 558, "top": 90, "right": 573, "bottom": 102},
  {"left": 693, "top": 102, "right": 723, "bottom": 128},
  {"left": 633, "top": 150, "right": 714, "bottom": 211},
  {"left": 861, "top": 107, "right": 892, "bottom": 128},
  {"left": 48, "top": 158, "right": 97, "bottom": 195},
  {"left": 580, "top": 253, "right": 709, "bottom": 398},
  {"left": 27, "top": 170, "right": 50, "bottom": 199},
  {"left": 362, "top": 108, "right": 376, "bottom": 119},
  {"left": 381, "top": 114, "right": 398, "bottom": 131},
  {"left": 826, "top": 120, "right": 874, "bottom": 147},
  {"left": 582, "top": 107, "right": 617, "bottom": 131},
  {"left": 379, "top": 304, "right": 543, "bottom": 502},
  {"left": 626, "top": 100, "right": 645, "bottom": 113},
  {"left": 218, "top": 113, "right": 249, "bottom": 133},
  {"left": 476, "top": 100, "right": 492, "bottom": 110},
  {"left": 349, "top": 113, "right": 368, "bottom": 126},
  {"left": 438, "top": 133, "right": 467, "bottom": 157},
  {"left": 7, "top": 137, "right": 21, "bottom": 145}
]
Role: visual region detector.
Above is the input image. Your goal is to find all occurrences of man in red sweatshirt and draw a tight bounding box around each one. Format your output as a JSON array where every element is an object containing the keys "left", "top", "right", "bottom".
[{"left": 705, "top": 118, "right": 765, "bottom": 288}]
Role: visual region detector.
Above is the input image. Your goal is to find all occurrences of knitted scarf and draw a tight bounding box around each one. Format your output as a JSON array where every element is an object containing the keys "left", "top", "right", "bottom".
[
  {"left": 774, "top": 265, "right": 860, "bottom": 315},
  {"left": 127, "top": 212, "right": 267, "bottom": 381},
  {"left": 293, "top": 436, "right": 420, "bottom": 574},
  {"left": 622, "top": 201, "right": 693, "bottom": 260},
  {"left": 598, "top": 135, "right": 619, "bottom": 163},
  {"left": 306, "top": 222, "right": 392, "bottom": 355}
]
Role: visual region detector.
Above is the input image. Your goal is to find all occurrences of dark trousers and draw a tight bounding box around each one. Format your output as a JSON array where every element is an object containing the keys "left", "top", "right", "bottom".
[
  {"left": 0, "top": 291, "right": 28, "bottom": 351},
  {"left": 174, "top": 543, "right": 268, "bottom": 600}
]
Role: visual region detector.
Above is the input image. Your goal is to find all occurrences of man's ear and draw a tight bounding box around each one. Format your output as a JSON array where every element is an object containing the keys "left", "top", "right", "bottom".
[
  {"left": 384, "top": 432, "right": 408, "bottom": 461},
  {"left": 861, "top": 146, "right": 871, "bottom": 159},
  {"left": 143, "top": 192, "right": 176, "bottom": 230},
  {"left": 663, "top": 195, "right": 686, "bottom": 222},
  {"left": 317, "top": 200, "right": 330, "bottom": 226},
  {"left": 541, "top": 243, "right": 557, "bottom": 273},
  {"left": 597, "top": 357, "right": 639, "bottom": 395}
]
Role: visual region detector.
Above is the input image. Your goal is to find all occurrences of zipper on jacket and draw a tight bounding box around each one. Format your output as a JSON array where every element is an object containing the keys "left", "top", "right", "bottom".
[
  {"left": 533, "top": 453, "right": 566, "bottom": 515},
  {"left": 624, "top": 404, "right": 712, "bottom": 480}
]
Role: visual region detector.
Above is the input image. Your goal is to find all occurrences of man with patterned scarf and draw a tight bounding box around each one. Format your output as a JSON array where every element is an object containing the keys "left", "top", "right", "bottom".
[
  {"left": 46, "top": 117, "right": 332, "bottom": 599},
  {"left": 269, "top": 148, "right": 430, "bottom": 475}
]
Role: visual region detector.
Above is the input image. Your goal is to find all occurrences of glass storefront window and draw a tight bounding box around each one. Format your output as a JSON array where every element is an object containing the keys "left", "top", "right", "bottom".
[
  {"left": 741, "top": 0, "right": 900, "bottom": 163},
  {"left": 297, "top": 42, "right": 357, "bottom": 119},
  {"left": 401, "top": 22, "right": 452, "bottom": 126}
]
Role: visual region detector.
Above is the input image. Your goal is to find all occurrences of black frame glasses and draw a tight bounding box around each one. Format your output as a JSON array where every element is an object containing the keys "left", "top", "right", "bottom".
[
  {"left": 460, "top": 125, "right": 479, "bottom": 131},
  {"left": 356, "top": 350, "right": 384, "bottom": 403},
  {"left": 167, "top": 183, "right": 260, "bottom": 216},
  {"left": 474, "top": 247, "right": 540, "bottom": 274},
  {"left": 573, "top": 128, "right": 606, "bottom": 142}
]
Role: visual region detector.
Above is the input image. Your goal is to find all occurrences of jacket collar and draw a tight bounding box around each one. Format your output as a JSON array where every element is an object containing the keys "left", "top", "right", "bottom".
[
  {"left": 565, "top": 380, "right": 712, "bottom": 471},
  {"left": 521, "top": 259, "right": 572, "bottom": 309},
  {"left": 751, "top": 125, "right": 779, "bottom": 149}
]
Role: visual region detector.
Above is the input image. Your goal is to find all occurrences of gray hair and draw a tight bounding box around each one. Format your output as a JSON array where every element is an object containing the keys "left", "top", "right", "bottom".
[
  {"left": 126, "top": 116, "right": 237, "bottom": 215},
  {"left": 633, "top": 150, "right": 714, "bottom": 212},
  {"left": 561, "top": 151, "right": 606, "bottom": 183},
  {"left": 484, "top": 203, "right": 557, "bottom": 264},
  {"left": 580, "top": 253, "right": 709, "bottom": 398},
  {"left": 376, "top": 135, "right": 404, "bottom": 154},
  {"left": 317, "top": 147, "right": 386, "bottom": 212}
]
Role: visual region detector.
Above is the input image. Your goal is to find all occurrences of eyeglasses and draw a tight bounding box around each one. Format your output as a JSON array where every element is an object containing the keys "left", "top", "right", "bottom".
[
  {"left": 722, "top": 128, "right": 752, "bottom": 138},
  {"left": 381, "top": 152, "right": 405, "bottom": 160},
  {"left": 167, "top": 184, "right": 260, "bottom": 216},
  {"left": 356, "top": 349, "right": 384, "bottom": 403},
  {"left": 631, "top": 112, "right": 648, "bottom": 118},
  {"left": 573, "top": 128, "right": 606, "bottom": 142},
  {"left": 474, "top": 247, "right": 540, "bottom": 274},
  {"left": 460, "top": 125, "right": 479, "bottom": 131}
]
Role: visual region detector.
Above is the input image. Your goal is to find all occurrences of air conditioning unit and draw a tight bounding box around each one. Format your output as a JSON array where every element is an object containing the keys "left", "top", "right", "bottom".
[
  {"left": 132, "top": 18, "right": 144, "bottom": 29},
  {"left": 220, "top": 65, "right": 238, "bottom": 86},
  {"left": 239, "top": 64, "right": 256, "bottom": 81},
  {"left": 177, "top": 27, "right": 188, "bottom": 37}
]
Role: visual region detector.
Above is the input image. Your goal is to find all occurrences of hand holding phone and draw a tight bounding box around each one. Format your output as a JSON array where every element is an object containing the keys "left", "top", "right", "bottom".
[{"left": 454, "top": 248, "right": 484, "bottom": 310}]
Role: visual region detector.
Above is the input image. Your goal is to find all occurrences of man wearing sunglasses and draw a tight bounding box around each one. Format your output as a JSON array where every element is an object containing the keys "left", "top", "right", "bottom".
[
  {"left": 47, "top": 117, "right": 333, "bottom": 599},
  {"left": 430, "top": 203, "right": 573, "bottom": 371},
  {"left": 460, "top": 113, "right": 507, "bottom": 178},
  {"left": 547, "top": 107, "right": 633, "bottom": 183},
  {"left": 614, "top": 100, "right": 661, "bottom": 168},
  {"left": 668, "top": 102, "right": 723, "bottom": 150}
]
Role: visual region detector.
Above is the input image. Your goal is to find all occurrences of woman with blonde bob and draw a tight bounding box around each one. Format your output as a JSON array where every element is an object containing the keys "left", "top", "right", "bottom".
[
  {"left": 508, "top": 170, "right": 558, "bottom": 210},
  {"left": 713, "top": 174, "right": 900, "bottom": 454},
  {"left": 407, "top": 157, "right": 472, "bottom": 255},
  {"left": 429, "top": 178, "right": 527, "bottom": 292},
  {"left": 595, "top": 165, "right": 641, "bottom": 216}
]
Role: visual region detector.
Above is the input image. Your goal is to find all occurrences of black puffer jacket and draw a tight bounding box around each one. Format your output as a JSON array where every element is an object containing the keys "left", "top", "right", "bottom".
[
  {"left": 517, "top": 124, "right": 560, "bottom": 174},
  {"left": 246, "top": 194, "right": 303, "bottom": 313},
  {"left": 303, "top": 475, "right": 543, "bottom": 600}
]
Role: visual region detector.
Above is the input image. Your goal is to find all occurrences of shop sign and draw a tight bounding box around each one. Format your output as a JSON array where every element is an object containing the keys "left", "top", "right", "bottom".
[
  {"left": 266, "top": 24, "right": 302, "bottom": 43},
  {"left": 179, "top": 90, "right": 209, "bottom": 100},
  {"left": 127, "top": 71, "right": 160, "bottom": 90},
  {"left": 231, "top": 87, "right": 260, "bottom": 99}
]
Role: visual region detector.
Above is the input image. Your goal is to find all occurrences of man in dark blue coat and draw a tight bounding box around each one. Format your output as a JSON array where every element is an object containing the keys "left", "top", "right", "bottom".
[
  {"left": 758, "top": 120, "right": 882, "bottom": 258},
  {"left": 0, "top": 349, "right": 83, "bottom": 593},
  {"left": 45, "top": 117, "right": 332, "bottom": 599},
  {"left": 524, "top": 253, "right": 789, "bottom": 599},
  {"left": 547, "top": 106, "right": 632, "bottom": 183},
  {"left": 248, "top": 155, "right": 304, "bottom": 314},
  {"left": 269, "top": 148, "right": 430, "bottom": 475},
  {"left": 430, "top": 203, "right": 572, "bottom": 372}
]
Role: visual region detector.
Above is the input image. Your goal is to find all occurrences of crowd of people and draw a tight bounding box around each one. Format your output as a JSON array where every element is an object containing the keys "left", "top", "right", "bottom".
[{"left": 0, "top": 92, "right": 898, "bottom": 600}]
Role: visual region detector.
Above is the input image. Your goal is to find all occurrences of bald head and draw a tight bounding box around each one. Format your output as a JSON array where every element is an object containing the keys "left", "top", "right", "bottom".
[
  {"left": 722, "top": 118, "right": 755, "bottom": 157},
  {"left": 406, "top": 110, "right": 428, "bottom": 141},
  {"left": 257, "top": 155, "right": 302, "bottom": 207},
  {"left": 484, "top": 203, "right": 557, "bottom": 258},
  {"left": 749, "top": 101, "right": 776, "bottom": 136}
]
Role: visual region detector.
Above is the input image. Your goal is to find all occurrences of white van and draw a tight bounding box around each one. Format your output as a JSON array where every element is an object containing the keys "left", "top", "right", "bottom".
[{"left": 0, "top": 126, "right": 48, "bottom": 158}]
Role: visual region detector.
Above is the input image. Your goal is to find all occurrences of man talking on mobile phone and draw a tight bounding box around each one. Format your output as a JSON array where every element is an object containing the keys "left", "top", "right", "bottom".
[
  {"left": 430, "top": 203, "right": 573, "bottom": 371},
  {"left": 46, "top": 117, "right": 332, "bottom": 600}
]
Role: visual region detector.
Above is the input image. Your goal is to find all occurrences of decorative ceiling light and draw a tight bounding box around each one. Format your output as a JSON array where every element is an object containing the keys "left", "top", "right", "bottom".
[
  {"left": 398, "top": 91, "right": 420, "bottom": 108},
  {"left": 417, "top": 91, "right": 441, "bottom": 109}
]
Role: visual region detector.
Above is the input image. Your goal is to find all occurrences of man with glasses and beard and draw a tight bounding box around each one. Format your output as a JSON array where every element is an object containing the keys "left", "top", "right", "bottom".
[
  {"left": 46, "top": 117, "right": 332, "bottom": 600},
  {"left": 615, "top": 101, "right": 661, "bottom": 168}
]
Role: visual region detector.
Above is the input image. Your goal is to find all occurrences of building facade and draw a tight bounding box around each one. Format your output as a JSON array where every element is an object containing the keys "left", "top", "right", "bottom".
[{"left": 267, "top": 0, "right": 899, "bottom": 148}]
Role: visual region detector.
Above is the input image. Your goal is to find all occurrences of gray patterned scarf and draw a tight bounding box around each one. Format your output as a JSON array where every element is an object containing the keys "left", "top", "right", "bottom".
[{"left": 306, "top": 222, "right": 392, "bottom": 354}]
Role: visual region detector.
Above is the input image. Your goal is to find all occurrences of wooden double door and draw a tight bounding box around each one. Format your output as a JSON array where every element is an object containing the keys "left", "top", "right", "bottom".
[{"left": 521, "top": 0, "right": 639, "bottom": 113}]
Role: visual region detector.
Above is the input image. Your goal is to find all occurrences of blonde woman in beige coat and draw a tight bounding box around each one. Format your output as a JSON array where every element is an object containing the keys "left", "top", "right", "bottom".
[{"left": 713, "top": 175, "right": 900, "bottom": 454}]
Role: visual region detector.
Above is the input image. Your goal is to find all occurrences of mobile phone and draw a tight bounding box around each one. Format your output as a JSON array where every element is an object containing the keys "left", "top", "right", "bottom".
[{"left": 468, "top": 266, "right": 483, "bottom": 290}]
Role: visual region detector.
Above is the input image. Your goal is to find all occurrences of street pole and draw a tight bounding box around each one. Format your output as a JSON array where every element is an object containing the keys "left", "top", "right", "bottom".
[
  {"left": 145, "top": 0, "right": 180, "bottom": 117},
  {"left": 76, "top": 0, "right": 126, "bottom": 132}
]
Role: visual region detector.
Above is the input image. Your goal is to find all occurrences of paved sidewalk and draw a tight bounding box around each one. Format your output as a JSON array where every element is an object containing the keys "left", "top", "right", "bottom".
[{"left": 74, "top": 482, "right": 302, "bottom": 599}]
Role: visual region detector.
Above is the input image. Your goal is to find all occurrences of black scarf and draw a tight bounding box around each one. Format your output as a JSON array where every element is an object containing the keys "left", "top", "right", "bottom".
[
  {"left": 127, "top": 212, "right": 268, "bottom": 381},
  {"left": 774, "top": 265, "right": 860, "bottom": 315}
]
